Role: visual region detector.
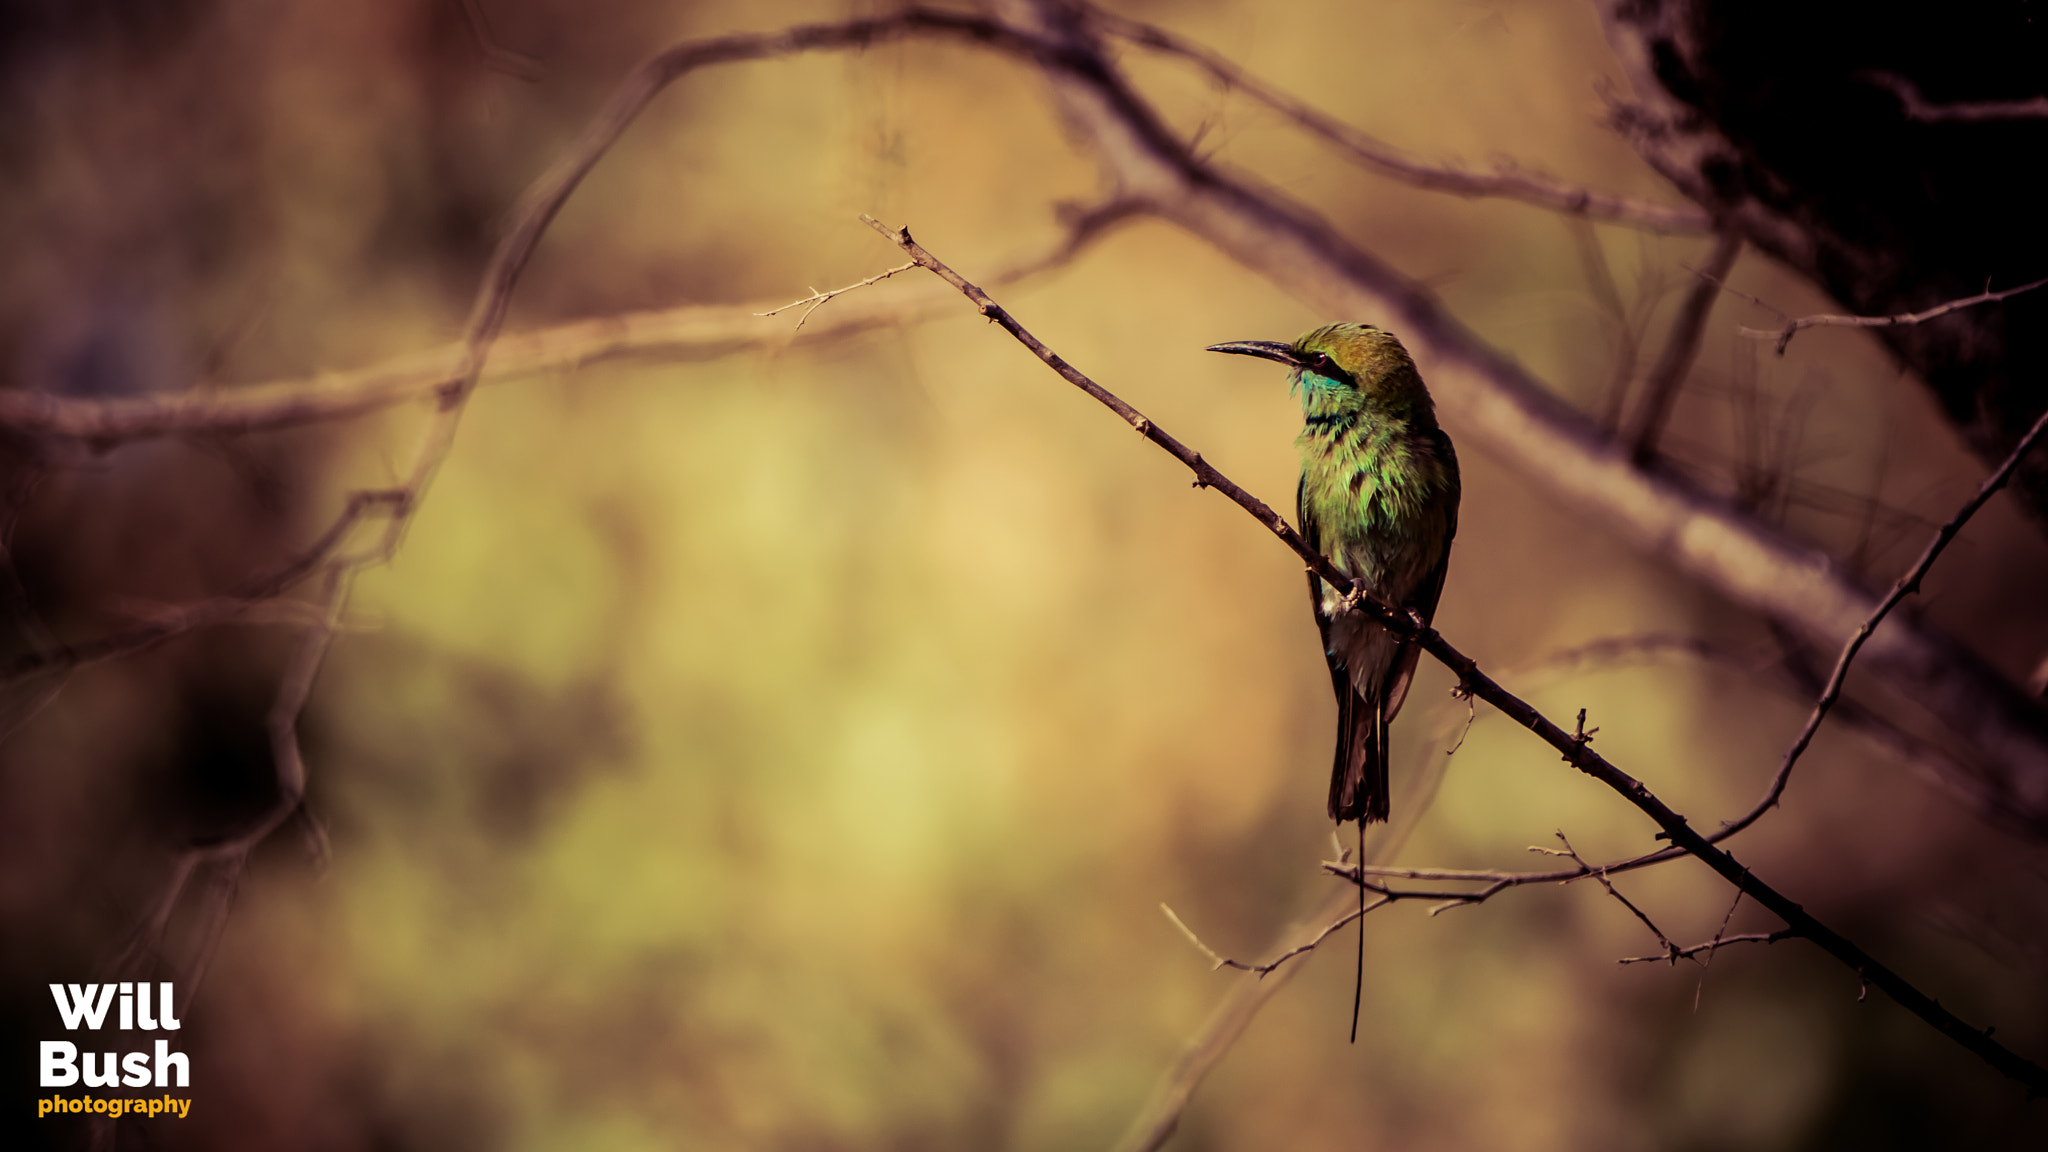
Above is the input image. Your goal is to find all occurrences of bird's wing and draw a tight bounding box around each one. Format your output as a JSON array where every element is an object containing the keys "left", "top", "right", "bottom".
[
  {"left": 1299, "top": 476, "right": 1353, "bottom": 703},
  {"left": 1304, "top": 476, "right": 1380, "bottom": 821},
  {"left": 1380, "top": 432, "right": 1460, "bottom": 722}
]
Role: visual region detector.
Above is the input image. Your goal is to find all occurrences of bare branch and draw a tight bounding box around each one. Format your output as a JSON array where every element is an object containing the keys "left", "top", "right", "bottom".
[
  {"left": 1621, "top": 930, "right": 1793, "bottom": 965},
  {"left": 1863, "top": 71, "right": 2048, "bottom": 123},
  {"left": 1726, "top": 274, "right": 2048, "bottom": 355},
  {"left": 1165, "top": 896, "right": 1394, "bottom": 978},
  {"left": 1089, "top": 9, "right": 1712, "bottom": 233},
  {"left": 0, "top": 194, "right": 1139, "bottom": 446}
]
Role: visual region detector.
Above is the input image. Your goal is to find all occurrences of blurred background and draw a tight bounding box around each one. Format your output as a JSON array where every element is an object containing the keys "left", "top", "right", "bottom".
[{"left": 4, "top": 0, "right": 2046, "bottom": 1148}]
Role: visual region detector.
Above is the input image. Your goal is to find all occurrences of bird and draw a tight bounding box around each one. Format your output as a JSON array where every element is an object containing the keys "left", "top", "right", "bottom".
[{"left": 1208, "top": 323, "right": 1460, "bottom": 827}]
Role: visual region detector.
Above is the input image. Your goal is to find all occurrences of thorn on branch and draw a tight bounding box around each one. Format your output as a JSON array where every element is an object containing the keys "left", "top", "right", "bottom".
[{"left": 1571, "top": 707, "right": 1599, "bottom": 753}]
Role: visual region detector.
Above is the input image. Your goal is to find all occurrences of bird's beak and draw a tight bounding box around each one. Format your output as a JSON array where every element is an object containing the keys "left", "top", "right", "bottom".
[{"left": 1205, "top": 340, "right": 1305, "bottom": 368}]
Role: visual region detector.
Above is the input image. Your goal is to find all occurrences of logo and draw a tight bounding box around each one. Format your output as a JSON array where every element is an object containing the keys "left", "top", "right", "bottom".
[{"left": 34, "top": 983, "right": 192, "bottom": 1121}]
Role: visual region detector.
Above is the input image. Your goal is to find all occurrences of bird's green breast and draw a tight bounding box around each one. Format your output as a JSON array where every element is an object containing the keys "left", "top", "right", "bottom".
[{"left": 1298, "top": 411, "right": 1458, "bottom": 594}]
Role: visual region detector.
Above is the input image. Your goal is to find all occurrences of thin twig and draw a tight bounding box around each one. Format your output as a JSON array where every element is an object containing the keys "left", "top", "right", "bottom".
[
  {"left": 868, "top": 216, "right": 2048, "bottom": 1093},
  {"left": 1185, "top": 859, "right": 1549, "bottom": 980},
  {"left": 1111, "top": 882, "right": 1355, "bottom": 1152},
  {"left": 1708, "top": 272, "right": 2048, "bottom": 356},
  {"left": 1160, "top": 904, "right": 1230, "bottom": 970},
  {"left": 1543, "top": 831, "right": 1682, "bottom": 963},
  {"left": 1209, "top": 898, "right": 1391, "bottom": 977},
  {"left": 1088, "top": 8, "right": 1711, "bottom": 233},
  {"left": 757, "top": 261, "right": 917, "bottom": 332},
  {"left": 1621, "top": 930, "right": 1792, "bottom": 965},
  {"left": 1691, "top": 888, "right": 1747, "bottom": 1009}
]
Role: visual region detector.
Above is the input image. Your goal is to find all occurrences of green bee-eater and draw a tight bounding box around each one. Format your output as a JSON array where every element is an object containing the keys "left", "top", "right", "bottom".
[{"left": 1209, "top": 324, "right": 1460, "bottom": 825}]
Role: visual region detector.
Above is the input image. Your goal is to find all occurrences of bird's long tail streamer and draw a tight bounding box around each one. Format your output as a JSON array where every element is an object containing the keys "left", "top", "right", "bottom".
[{"left": 1350, "top": 817, "right": 1365, "bottom": 1043}]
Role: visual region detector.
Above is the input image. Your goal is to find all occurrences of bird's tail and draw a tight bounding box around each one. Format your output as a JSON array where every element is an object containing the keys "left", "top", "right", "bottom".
[{"left": 1328, "top": 687, "right": 1391, "bottom": 824}]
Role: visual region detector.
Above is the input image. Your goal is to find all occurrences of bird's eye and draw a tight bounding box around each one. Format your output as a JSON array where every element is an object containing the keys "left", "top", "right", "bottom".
[{"left": 1309, "top": 353, "right": 1336, "bottom": 374}]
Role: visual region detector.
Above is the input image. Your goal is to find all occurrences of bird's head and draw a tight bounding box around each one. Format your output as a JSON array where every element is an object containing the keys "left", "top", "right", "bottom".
[{"left": 1207, "top": 323, "right": 1433, "bottom": 421}]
